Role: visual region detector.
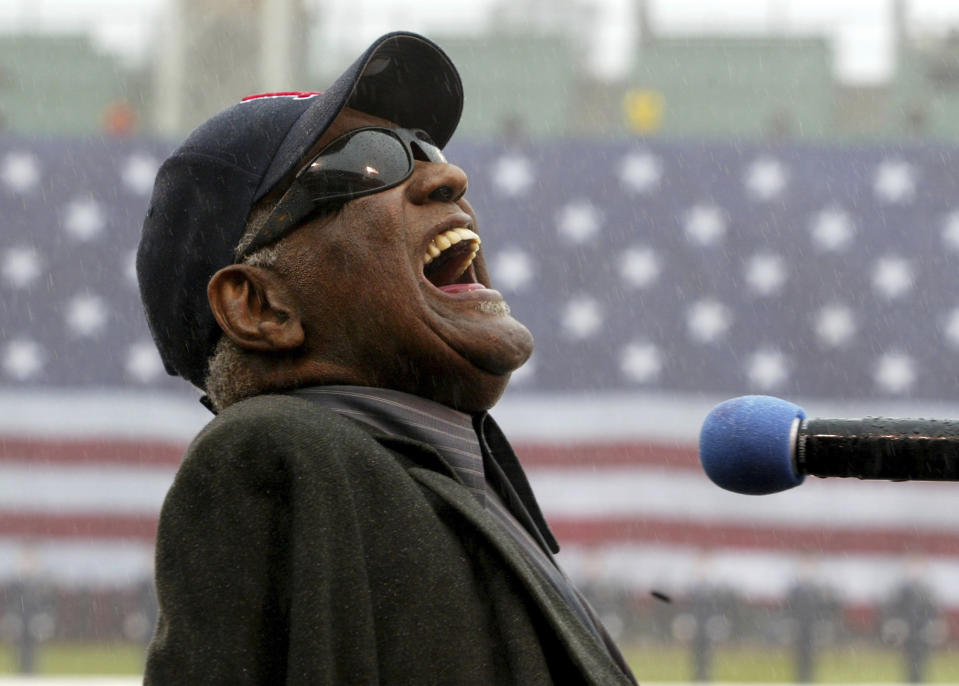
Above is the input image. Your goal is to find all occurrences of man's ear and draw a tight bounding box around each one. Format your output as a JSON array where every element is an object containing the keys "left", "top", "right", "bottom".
[{"left": 207, "top": 264, "right": 304, "bottom": 351}]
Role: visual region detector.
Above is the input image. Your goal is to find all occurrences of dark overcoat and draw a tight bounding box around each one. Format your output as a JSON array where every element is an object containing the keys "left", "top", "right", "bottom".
[{"left": 144, "top": 394, "right": 635, "bottom": 685}]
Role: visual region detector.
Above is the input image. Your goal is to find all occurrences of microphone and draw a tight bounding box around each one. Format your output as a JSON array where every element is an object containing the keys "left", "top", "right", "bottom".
[{"left": 699, "top": 395, "right": 959, "bottom": 495}]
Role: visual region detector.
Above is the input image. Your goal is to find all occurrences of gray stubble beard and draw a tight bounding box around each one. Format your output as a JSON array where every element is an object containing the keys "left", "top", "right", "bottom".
[{"left": 476, "top": 301, "right": 511, "bottom": 316}]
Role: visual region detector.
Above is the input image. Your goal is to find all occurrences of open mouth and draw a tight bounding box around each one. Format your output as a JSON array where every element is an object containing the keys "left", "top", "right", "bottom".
[{"left": 423, "top": 227, "right": 482, "bottom": 293}]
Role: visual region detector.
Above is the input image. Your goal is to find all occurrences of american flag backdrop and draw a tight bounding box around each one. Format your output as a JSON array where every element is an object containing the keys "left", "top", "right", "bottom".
[{"left": 2, "top": 134, "right": 959, "bottom": 616}]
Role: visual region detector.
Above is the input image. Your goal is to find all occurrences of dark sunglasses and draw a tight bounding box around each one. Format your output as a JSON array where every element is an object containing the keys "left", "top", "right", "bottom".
[{"left": 237, "top": 126, "right": 447, "bottom": 259}]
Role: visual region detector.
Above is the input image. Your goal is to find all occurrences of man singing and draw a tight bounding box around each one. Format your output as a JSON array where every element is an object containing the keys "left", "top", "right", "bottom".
[{"left": 137, "top": 31, "right": 636, "bottom": 685}]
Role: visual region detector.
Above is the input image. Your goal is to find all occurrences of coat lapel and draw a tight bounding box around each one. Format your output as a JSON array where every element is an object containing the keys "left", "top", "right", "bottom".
[
  {"left": 370, "top": 432, "right": 462, "bottom": 481},
  {"left": 408, "top": 467, "right": 631, "bottom": 686}
]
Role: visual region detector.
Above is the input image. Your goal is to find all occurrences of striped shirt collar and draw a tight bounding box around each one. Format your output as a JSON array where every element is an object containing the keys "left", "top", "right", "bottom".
[{"left": 290, "top": 385, "right": 487, "bottom": 500}]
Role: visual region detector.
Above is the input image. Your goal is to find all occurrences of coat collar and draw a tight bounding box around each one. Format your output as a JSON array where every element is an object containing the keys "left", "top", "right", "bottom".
[{"left": 370, "top": 428, "right": 558, "bottom": 554}]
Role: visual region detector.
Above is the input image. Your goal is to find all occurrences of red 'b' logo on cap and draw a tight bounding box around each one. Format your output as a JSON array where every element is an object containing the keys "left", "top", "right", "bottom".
[{"left": 241, "top": 91, "right": 322, "bottom": 102}]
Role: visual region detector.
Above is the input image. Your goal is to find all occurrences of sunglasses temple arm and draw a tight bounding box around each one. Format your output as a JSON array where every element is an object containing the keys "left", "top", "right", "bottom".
[{"left": 235, "top": 183, "right": 315, "bottom": 261}]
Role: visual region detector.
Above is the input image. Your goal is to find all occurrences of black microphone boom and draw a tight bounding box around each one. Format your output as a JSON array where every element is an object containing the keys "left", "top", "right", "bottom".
[{"left": 799, "top": 417, "right": 959, "bottom": 482}]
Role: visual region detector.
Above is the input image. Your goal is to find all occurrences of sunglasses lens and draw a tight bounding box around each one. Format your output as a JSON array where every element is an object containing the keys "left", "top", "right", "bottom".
[{"left": 302, "top": 129, "right": 411, "bottom": 201}]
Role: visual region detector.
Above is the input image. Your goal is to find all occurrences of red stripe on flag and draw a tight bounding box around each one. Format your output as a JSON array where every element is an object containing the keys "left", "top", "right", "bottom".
[
  {"left": 0, "top": 512, "right": 157, "bottom": 541},
  {"left": 4, "top": 509, "right": 958, "bottom": 556},
  {"left": 550, "top": 517, "right": 959, "bottom": 555},
  {"left": 0, "top": 438, "right": 702, "bottom": 470},
  {"left": 0, "top": 438, "right": 185, "bottom": 466},
  {"left": 515, "top": 441, "right": 700, "bottom": 469}
]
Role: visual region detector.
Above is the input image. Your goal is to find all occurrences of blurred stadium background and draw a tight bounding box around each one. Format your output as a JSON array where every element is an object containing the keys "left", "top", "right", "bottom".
[{"left": 4, "top": 0, "right": 959, "bottom": 681}]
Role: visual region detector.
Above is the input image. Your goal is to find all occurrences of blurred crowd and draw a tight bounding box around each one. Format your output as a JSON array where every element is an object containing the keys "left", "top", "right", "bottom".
[{"left": 579, "top": 569, "right": 948, "bottom": 683}]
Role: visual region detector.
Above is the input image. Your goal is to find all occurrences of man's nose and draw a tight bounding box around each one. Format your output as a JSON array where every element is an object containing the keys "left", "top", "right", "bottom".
[{"left": 406, "top": 161, "right": 468, "bottom": 205}]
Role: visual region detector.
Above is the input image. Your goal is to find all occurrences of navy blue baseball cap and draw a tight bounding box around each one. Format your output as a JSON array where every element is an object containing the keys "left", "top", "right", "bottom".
[{"left": 137, "top": 32, "right": 463, "bottom": 391}]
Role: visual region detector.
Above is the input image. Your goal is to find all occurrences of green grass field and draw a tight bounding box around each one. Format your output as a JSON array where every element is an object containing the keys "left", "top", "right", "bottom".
[
  {"left": 624, "top": 642, "right": 959, "bottom": 683},
  {"left": 2, "top": 641, "right": 959, "bottom": 681},
  {"left": 0, "top": 642, "right": 144, "bottom": 675}
]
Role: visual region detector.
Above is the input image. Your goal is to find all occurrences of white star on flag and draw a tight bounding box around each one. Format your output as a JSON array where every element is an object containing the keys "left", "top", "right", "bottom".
[
  {"left": 684, "top": 204, "right": 726, "bottom": 246},
  {"left": 490, "top": 154, "right": 534, "bottom": 197},
  {"left": 874, "top": 159, "right": 916, "bottom": 204},
  {"left": 744, "top": 252, "right": 787, "bottom": 296},
  {"left": 619, "top": 246, "right": 661, "bottom": 289},
  {"left": 809, "top": 208, "right": 855, "bottom": 252},
  {"left": 621, "top": 342, "right": 662, "bottom": 383},
  {"left": 687, "top": 299, "right": 731, "bottom": 343},
  {"left": 121, "top": 153, "right": 160, "bottom": 195},
  {"left": 125, "top": 342, "right": 165, "bottom": 383},
  {"left": 62, "top": 197, "right": 106, "bottom": 241},
  {"left": 556, "top": 200, "right": 603, "bottom": 243},
  {"left": 746, "top": 349, "right": 789, "bottom": 390},
  {"left": 814, "top": 304, "right": 856, "bottom": 348},
  {"left": 942, "top": 210, "right": 959, "bottom": 252},
  {"left": 872, "top": 256, "right": 914, "bottom": 299},
  {"left": 65, "top": 294, "right": 109, "bottom": 338},
  {"left": 619, "top": 151, "right": 662, "bottom": 193},
  {"left": 3, "top": 339, "right": 45, "bottom": 380},
  {"left": 561, "top": 295, "right": 603, "bottom": 340},
  {"left": 125, "top": 250, "right": 139, "bottom": 286},
  {"left": 944, "top": 308, "right": 959, "bottom": 349},
  {"left": 490, "top": 247, "right": 534, "bottom": 292},
  {"left": 1, "top": 152, "right": 40, "bottom": 193},
  {"left": 744, "top": 157, "right": 787, "bottom": 201},
  {"left": 2, "top": 247, "right": 43, "bottom": 289},
  {"left": 874, "top": 352, "right": 916, "bottom": 394}
]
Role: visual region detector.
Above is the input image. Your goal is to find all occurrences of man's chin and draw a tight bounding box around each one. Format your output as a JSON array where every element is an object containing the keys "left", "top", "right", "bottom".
[
  {"left": 454, "top": 315, "right": 535, "bottom": 377},
  {"left": 448, "top": 336, "right": 534, "bottom": 413},
  {"left": 409, "top": 343, "right": 532, "bottom": 413}
]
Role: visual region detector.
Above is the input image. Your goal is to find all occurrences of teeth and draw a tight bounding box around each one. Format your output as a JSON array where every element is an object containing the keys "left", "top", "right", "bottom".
[{"left": 423, "top": 227, "right": 481, "bottom": 266}]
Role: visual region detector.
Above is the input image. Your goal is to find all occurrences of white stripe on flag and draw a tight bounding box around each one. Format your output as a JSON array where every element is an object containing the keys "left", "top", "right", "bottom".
[
  {"left": 0, "top": 463, "right": 174, "bottom": 513},
  {"left": 527, "top": 467, "right": 959, "bottom": 530}
]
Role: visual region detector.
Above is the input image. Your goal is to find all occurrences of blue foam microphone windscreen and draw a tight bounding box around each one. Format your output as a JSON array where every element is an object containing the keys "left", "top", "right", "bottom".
[{"left": 699, "top": 395, "right": 807, "bottom": 495}]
